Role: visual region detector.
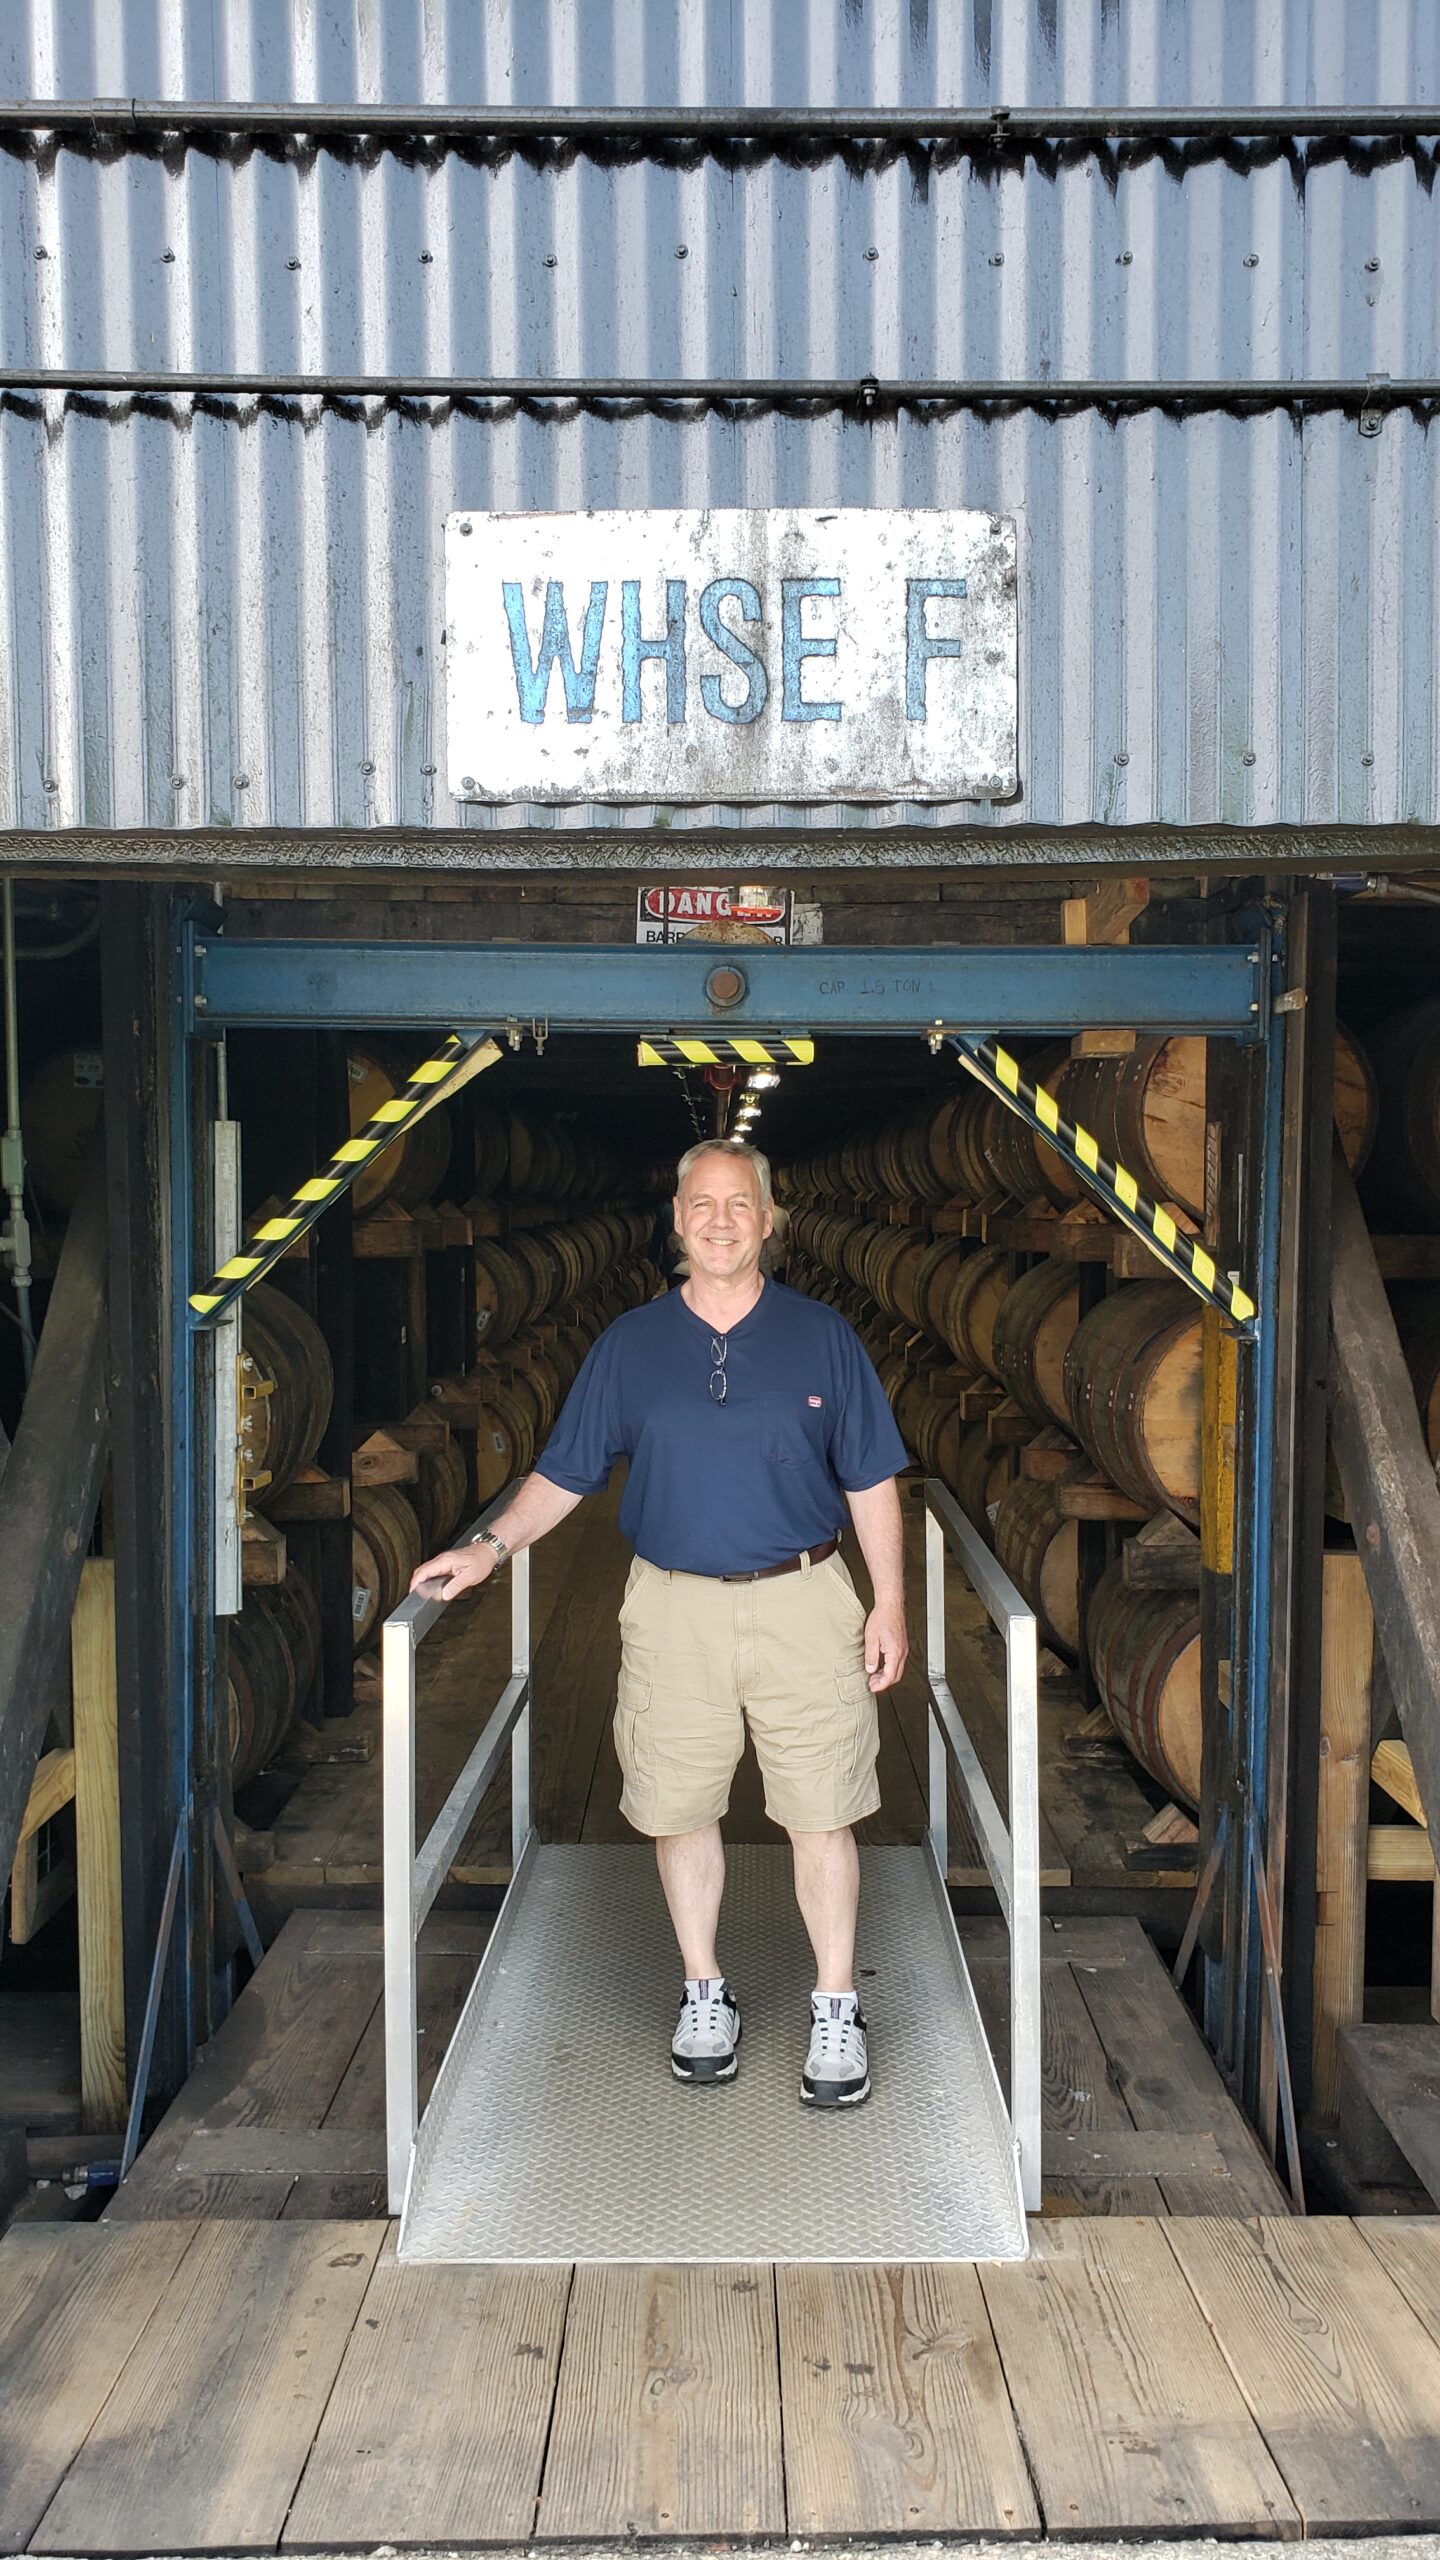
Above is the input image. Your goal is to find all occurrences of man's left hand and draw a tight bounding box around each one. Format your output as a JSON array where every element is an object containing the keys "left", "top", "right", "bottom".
[{"left": 864, "top": 1605, "right": 909, "bottom": 1693}]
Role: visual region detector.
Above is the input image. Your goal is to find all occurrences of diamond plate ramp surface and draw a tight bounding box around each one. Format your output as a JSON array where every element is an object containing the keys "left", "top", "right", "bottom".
[{"left": 399, "top": 1844, "right": 1027, "bottom": 2263}]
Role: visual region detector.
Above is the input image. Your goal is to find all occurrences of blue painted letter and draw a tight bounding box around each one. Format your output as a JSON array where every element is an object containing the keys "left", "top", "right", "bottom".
[
  {"left": 781, "top": 578, "right": 841, "bottom": 722},
  {"left": 905, "top": 577, "right": 967, "bottom": 719},
  {"left": 621, "top": 579, "right": 688, "bottom": 724},
  {"left": 503, "top": 580, "right": 608, "bottom": 723},
  {"left": 698, "top": 579, "right": 768, "bottom": 724}
]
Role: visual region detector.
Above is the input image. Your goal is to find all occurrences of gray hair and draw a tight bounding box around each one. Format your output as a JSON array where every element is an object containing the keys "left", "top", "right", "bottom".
[{"left": 675, "top": 1138, "right": 773, "bottom": 1206}]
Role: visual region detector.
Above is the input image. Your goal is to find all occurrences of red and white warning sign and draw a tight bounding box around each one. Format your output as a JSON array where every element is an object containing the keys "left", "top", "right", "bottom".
[{"left": 635, "top": 885, "right": 792, "bottom": 946}]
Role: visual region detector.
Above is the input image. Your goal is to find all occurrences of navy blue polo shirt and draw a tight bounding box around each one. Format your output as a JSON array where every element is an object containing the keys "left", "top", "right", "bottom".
[{"left": 535, "top": 1278, "right": 908, "bottom": 1577}]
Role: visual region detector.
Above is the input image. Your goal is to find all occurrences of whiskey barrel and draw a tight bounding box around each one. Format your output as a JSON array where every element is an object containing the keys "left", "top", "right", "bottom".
[
  {"left": 473, "top": 1387, "right": 532, "bottom": 1499},
  {"left": 903, "top": 1382, "right": 968, "bottom": 1487},
  {"left": 982, "top": 1046, "right": 1069, "bottom": 1206},
  {"left": 866, "top": 1229, "right": 932, "bottom": 1326},
  {"left": 1050, "top": 1037, "right": 1208, "bottom": 1219},
  {"left": 952, "top": 1423, "right": 1015, "bottom": 1541},
  {"left": 1064, "top": 1279, "right": 1203, "bottom": 1526},
  {"left": 993, "top": 1478, "right": 1080, "bottom": 1657},
  {"left": 470, "top": 1103, "right": 510, "bottom": 1199},
  {"left": 241, "top": 1282, "right": 334, "bottom": 1502},
  {"left": 20, "top": 1045, "right": 105, "bottom": 1215},
  {"left": 1087, "top": 1563, "right": 1203, "bottom": 1809},
  {"left": 939, "top": 1245, "right": 1013, "bottom": 1377},
  {"left": 347, "top": 1045, "right": 451, "bottom": 1216},
  {"left": 1368, "top": 997, "right": 1440, "bottom": 1227},
  {"left": 912, "top": 1238, "right": 968, "bottom": 1349},
  {"left": 351, "top": 1485, "right": 423, "bottom": 1650},
  {"left": 990, "top": 1257, "right": 1082, "bottom": 1429},
  {"left": 415, "top": 1435, "right": 468, "bottom": 1552},
  {"left": 473, "top": 1240, "right": 533, "bottom": 1345},
  {"left": 226, "top": 1567, "right": 321, "bottom": 1789}
]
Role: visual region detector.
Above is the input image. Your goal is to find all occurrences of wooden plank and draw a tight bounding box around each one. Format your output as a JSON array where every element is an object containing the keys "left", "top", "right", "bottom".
[
  {"left": 1166, "top": 2216, "right": 1440, "bottom": 2532},
  {"left": 72, "top": 1559, "right": 126, "bottom": 2133},
  {"left": 0, "top": 2221, "right": 196, "bottom": 2555},
  {"left": 0, "top": 1140, "right": 108, "bottom": 1903},
  {"left": 1329, "top": 1150, "right": 1440, "bottom": 1876},
  {"left": 965, "top": 1945, "right": 1166, "bottom": 2213},
  {"left": 776, "top": 2262, "right": 1037, "bottom": 2536},
  {"left": 1368, "top": 1826, "right": 1437, "bottom": 1881},
  {"left": 1312, "top": 1552, "right": 1375, "bottom": 2120},
  {"left": 17, "top": 1746, "right": 75, "bottom": 1844},
  {"left": 1336, "top": 2023, "right": 1440, "bottom": 2205},
  {"left": 105, "top": 1911, "right": 380, "bottom": 2221},
  {"left": 980, "top": 2220, "right": 1298, "bottom": 2538},
  {"left": 285, "top": 2236, "right": 569, "bottom": 2546},
  {"left": 537, "top": 2264, "right": 783, "bottom": 2539},
  {"left": 1356, "top": 2219, "right": 1440, "bottom": 2349},
  {"left": 34, "top": 2219, "right": 382, "bottom": 2554},
  {"left": 1373, "top": 1736, "right": 1426, "bottom": 1823},
  {"left": 1069, "top": 1924, "right": 1290, "bottom": 2215},
  {"left": 283, "top": 1923, "right": 486, "bottom": 2218}
]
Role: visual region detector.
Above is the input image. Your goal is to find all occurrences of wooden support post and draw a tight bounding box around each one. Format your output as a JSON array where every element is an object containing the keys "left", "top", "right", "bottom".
[
  {"left": 1311, "top": 1553, "right": 1375, "bottom": 2123},
  {"left": 0, "top": 1141, "right": 109, "bottom": 1903},
  {"left": 1062, "top": 876, "right": 1150, "bottom": 1056},
  {"left": 1329, "top": 1148, "right": 1440, "bottom": 1877},
  {"left": 72, "top": 1558, "right": 127, "bottom": 2133}
]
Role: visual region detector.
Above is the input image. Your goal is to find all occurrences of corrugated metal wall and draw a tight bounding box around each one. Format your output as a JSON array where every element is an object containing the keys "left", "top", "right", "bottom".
[{"left": 0, "top": 0, "right": 1435, "bottom": 839}]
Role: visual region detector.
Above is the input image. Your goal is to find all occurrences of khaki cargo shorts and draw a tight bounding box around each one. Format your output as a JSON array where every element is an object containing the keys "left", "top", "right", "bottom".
[{"left": 614, "top": 1548, "right": 881, "bottom": 1838}]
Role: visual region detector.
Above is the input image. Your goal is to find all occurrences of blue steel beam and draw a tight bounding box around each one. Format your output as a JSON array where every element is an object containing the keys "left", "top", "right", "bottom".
[{"left": 189, "top": 936, "right": 1265, "bottom": 1038}]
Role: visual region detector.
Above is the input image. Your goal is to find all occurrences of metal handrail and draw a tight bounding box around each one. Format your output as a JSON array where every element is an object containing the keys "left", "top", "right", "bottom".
[
  {"left": 922, "top": 1478, "right": 1042, "bottom": 2213},
  {"left": 383, "top": 1492, "right": 532, "bottom": 2215}
]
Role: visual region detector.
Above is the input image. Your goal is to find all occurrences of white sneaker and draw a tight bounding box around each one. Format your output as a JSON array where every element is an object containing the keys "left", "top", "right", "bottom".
[
  {"left": 671, "top": 1980, "right": 741, "bottom": 2084},
  {"left": 802, "top": 1997, "right": 871, "bottom": 2107}
]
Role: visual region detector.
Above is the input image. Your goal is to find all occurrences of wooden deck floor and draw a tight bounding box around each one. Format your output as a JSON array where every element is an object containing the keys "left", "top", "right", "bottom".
[
  {"left": 103, "top": 1900, "right": 1287, "bottom": 2224},
  {"left": 6, "top": 2213, "right": 1440, "bottom": 2546},
  {"left": 240, "top": 1482, "right": 1199, "bottom": 1921}
]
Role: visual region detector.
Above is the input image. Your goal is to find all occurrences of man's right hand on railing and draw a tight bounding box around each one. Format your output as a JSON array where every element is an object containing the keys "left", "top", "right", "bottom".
[
  {"left": 408, "top": 1472, "right": 584, "bottom": 1603},
  {"left": 409, "top": 1539, "right": 503, "bottom": 1603}
]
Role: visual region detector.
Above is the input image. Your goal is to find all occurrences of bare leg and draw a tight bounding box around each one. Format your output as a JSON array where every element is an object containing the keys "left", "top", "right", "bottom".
[
  {"left": 655, "top": 1822, "right": 726, "bottom": 1977},
  {"left": 789, "top": 1826, "right": 860, "bottom": 1994}
]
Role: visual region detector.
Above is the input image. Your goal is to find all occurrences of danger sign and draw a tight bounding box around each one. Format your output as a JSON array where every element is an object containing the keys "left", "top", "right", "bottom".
[{"left": 636, "top": 886, "right": 792, "bottom": 946}]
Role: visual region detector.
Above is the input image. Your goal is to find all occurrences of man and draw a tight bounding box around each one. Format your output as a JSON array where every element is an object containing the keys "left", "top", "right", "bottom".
[{"left": 410, "top": 1138, "right": 909, "bottom": 2108}]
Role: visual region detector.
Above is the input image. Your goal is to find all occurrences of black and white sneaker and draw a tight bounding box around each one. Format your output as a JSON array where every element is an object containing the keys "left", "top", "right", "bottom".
[
  {"left": 802, "top": 1996, "right": 871, "bottom": 2107},
  {"left": 671, "top": 1980, "right": 741, "bottom": 2083}
]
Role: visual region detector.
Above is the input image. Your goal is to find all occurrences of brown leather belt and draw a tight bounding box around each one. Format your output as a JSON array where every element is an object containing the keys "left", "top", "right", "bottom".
[{"left": 721, "top": 1536, "right": 840, "bottom": 1586}]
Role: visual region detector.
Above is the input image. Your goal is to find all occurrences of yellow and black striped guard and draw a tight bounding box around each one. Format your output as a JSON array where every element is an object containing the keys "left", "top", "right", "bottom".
[
  {"left": 189, "top": 1032, "right": 499, "bottom": 1328},
  {"left": 950, "top": 1033, "right": 1257, "bottom": 1331},
  {"left": 637, "top": 1034, "right": 814, "bottom": 1068}
]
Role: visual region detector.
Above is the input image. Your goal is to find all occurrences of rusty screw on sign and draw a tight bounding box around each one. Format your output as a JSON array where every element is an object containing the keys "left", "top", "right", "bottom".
[{"left": 705, "top": 966, "right": 748, "bottom": 1010}]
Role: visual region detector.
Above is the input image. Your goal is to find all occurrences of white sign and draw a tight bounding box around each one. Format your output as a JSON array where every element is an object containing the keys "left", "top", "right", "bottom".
[{"left": 445, "top": 507, "right": 1017, "bottom": 804}]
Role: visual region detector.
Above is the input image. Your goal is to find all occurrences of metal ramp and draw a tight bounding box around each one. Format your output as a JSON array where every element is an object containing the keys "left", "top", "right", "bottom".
[{"left": 385, "top": 1483, "right": 1040, "bottom": 2264}]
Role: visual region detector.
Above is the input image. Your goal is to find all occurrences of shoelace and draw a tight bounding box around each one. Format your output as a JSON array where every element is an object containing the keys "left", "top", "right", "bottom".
[
  {"left": 811, "top": 2014, "right": 864, "bottom": 2065},
  {"left": 682, "top": 1993, "right": 730, "bottom": 2039}
]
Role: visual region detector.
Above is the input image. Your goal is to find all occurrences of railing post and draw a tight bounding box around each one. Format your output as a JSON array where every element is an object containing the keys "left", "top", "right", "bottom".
[
  {"left": 925, "top": 1507, "right": 947, "bottom": 1872},
  {"left": 511, "top": 1547, "right": 532, "bottom": 1869},
  {"left": 1007, "top": 1608, "right": 1043, "bottom": 2213},
  {"left": 383, "top": 1616, "right": 419, "bottom": 2216}
]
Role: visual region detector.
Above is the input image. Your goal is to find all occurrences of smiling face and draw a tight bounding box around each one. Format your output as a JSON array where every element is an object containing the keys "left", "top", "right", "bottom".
[{"left": 673, "top": 1147, "right": 774, "bottom": 1287}]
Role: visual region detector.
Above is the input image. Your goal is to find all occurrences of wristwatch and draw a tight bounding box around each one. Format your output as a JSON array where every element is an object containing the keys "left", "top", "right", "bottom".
[{"left": 472, "top": 1527, "right": 510, "bottom": 1566}]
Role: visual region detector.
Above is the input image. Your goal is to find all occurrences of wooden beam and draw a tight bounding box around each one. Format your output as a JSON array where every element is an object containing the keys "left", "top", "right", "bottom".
[
  {"left": 17, "top": 1747, "right": 76, "bottom": 1846},
  {"left": 0, "top": 1141, "right": 109, "bottom": 1900},
  {"left": 1329, "top": 1149, "right": 1440, "bottom": 1876},
  {"left": 72, "top": 1559, "right": 126, "bottom": 2133},
  {"left": 1311, "top": 1553, "right": 1374, "bottom": 2121},
  {"left": 1368, "top": 1827, "right": 1437, "bottom": 1883},
  {"left": 1372, "top": 1739, "right": 1425, "bottom": 1826},
  {"left": 1062, "top": 876, "right": 1150, "bottom": 1056}
]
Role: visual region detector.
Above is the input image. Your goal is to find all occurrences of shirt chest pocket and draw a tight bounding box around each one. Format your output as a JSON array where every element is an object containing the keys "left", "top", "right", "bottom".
[{"left": 762, "top": 1393, "right": 832, "bottom": 1469}]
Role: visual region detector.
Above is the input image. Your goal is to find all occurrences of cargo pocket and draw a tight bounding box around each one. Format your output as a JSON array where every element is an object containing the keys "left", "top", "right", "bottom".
[
  {"left": 615, "top": 1659, "right": 655, "bottom": 1791},
  {"left": 833, "top": 1662, "right": 878, "bottom": 1789}
]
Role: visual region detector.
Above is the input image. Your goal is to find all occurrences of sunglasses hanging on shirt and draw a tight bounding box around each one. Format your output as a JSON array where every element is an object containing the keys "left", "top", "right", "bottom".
[{"left": 709, "top": 1334, "right": 729, "bottom": 1404}]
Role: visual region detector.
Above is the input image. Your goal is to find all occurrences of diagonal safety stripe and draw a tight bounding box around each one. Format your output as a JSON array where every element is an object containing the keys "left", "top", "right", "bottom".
[
  {"left": 189, "top": 1032, "right": 501, "bottom": 1327},
  {"left": 636, "top": 1034, "right": 815, "bottom": 1067},
  {"left": 949, "top": 1033, "right": 1258, "bottom": 1331}
]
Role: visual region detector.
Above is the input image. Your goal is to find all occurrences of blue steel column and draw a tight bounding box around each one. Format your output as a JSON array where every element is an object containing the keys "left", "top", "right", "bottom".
[{"left": 1205, "top": 906, "right": 1286, "bottom": 2096}]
